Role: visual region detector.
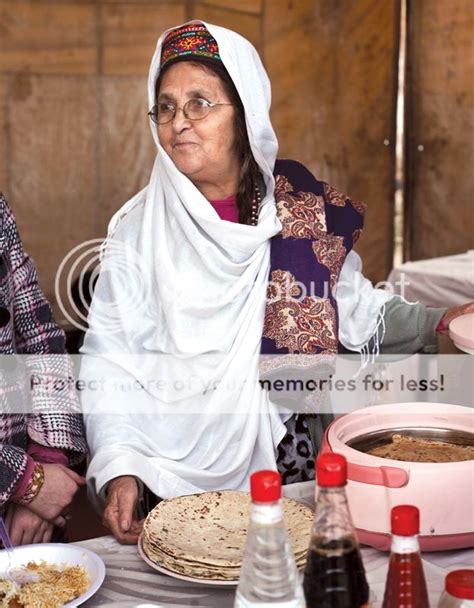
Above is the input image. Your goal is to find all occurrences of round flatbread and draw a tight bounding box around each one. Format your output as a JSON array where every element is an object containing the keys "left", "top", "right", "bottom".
[{"left": 142, "top": 490, "right": 313, "bottom": 580}]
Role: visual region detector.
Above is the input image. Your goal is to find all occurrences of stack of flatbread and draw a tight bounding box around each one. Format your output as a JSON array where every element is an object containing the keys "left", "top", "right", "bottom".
[{"left": 142, "top": 490, "right": 313, "bottom": 581}]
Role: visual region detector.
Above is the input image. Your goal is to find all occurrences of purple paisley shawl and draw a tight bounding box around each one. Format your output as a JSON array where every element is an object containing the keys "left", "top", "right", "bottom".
[{"left": 262, "top": 159, "right": 365, "bottom": 355}]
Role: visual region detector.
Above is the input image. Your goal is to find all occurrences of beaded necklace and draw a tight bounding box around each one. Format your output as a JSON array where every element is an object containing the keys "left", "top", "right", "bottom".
[{"left": 250, "top": 185, "right": 262, "bottom": 226}]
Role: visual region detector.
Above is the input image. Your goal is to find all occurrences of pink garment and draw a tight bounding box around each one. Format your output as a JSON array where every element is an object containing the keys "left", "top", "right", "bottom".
[
  {"left": 209, "top": 195, "right": 239, "bottom": 223},
  {"left": 28, "top": 442, "right": 68, "bottom": 466}
]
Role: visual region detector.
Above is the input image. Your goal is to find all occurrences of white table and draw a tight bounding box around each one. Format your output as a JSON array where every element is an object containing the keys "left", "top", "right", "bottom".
[
  {"left": 387, "top": 250, "right": 474, "bottom": 307},
  {"left": 76, "top": 535, "right": 473, "bottom": 607}
]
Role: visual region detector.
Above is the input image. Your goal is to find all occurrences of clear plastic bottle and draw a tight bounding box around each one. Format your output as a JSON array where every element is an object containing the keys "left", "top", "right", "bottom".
[
  {"left": 234, "top": 470, "right": 305, "bottom": 608},
  {"left": 382, "top": 505, "right": 429, "bottom": 608},
  {"left": 303, "top": 453, "right": 370, "bottom": 608},
  {"left": 438, "top": 570, "right": 474, "bottom": 608}
]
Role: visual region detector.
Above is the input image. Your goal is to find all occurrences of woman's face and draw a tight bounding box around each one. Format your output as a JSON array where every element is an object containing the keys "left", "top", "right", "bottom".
[{"left": 157, "top": 62, "right": 240, "bottom": 196}]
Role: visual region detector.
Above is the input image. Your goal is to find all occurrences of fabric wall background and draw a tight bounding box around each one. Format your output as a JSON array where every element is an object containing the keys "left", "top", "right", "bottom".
[{"left": 0, "top": 0, "right": 472, "bottom": 318}]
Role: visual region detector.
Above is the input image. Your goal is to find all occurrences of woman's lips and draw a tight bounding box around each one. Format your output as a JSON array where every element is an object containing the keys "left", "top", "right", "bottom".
[{"left": 173, "top": 142, "right": 197, "bottom": 149}]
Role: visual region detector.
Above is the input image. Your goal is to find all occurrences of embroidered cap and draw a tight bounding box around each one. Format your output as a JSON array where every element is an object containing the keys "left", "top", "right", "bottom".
[{"left": 160, "top": 24, "right": 222, "bottom": 69}]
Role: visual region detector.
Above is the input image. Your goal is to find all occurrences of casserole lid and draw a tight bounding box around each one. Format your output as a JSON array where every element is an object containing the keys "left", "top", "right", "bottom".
[{"left": 449, "top": 312, "right": 474, "bottom": 350}]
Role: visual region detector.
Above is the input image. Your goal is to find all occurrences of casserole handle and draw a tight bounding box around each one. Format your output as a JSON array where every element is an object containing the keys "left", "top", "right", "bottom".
[
  {"left": 347, "top": 463, "right": 409, "bottom": 488},
  {"left": 321, "top": 425, "right": 409, "bottom": 488}
]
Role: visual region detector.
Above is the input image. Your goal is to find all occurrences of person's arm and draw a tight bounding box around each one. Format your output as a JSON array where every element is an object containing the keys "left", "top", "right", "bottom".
[
  {"left": 24, "top": 462, "right": 85, "bottom": 521},
  {"left": 0, "top": 452, "right": 54, "bottom": 546},
  {"left": 0, "top": 405, "right": 51, "bottom": 512},
  {"left": 5, "top": 504, "right": 55, "bottom": 546},
  {"left": 80, "top": 227, "right": 152, "bottom": 543},
  {"left": 379, "top": 296, "right": 474, "bottom": 354},
  {"left": 337, "top": 251, "right": 472, "bottom": 355},
  {"left": 0, "top": 415, "right": 73, "bottom": 507},
  {"left": 0, "top": 443, "right": 78, "bottom": 517},
  {"left": 0, "top": 195, "right": 88, "bottom": 545},
  {"left": 0, "top": 444, "right": 32, "bottom": 507},
  {"left": 5, "top": 455, "right": 84, "bottom": 545},
  {"left": 2, "top": 195, "right": 65, "bottom": 356},
  {"left": 102, "top": 476, "right": 143, "bottom": 544},
  {"left": 380, "top": 298, "right": 446, "bottom": 354},
  {"left": 5, "top": 443, "right": 78, "bottom": 546},
  {"left": 82, "top": 372, "right": 148, "bottom": 544},
  {"left": 1, "top": 195, "right": 88, "bottom": 464}
]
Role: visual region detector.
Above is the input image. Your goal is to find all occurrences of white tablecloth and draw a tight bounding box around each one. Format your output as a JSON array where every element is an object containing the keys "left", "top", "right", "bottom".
[
  {"left": 76, "top": 535, "right": 473, "bottom": 607},
  {"left": 387, "top": 250, "right": 474, "bottom": 307}
]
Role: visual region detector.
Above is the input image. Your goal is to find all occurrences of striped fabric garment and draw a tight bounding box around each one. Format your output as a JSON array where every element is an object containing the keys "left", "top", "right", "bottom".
[{"left": 0, "top": 193, "right": 87, "bottom": 505}]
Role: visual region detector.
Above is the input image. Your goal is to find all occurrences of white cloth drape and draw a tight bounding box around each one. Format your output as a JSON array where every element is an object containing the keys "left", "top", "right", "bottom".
[
  {"left": 337, "top": 250, "right": 393, "bottom": 353},
  {"left": 82, "top": 21, "right": 287, "bottom": 503}
]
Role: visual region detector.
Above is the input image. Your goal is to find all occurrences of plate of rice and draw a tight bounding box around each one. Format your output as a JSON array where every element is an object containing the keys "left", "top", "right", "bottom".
[{"left": 0, "top": 543, "right": 105, "bottom": 608}]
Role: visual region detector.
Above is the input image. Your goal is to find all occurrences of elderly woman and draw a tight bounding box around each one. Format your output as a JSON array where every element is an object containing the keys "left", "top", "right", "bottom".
[
  {"left": 82, "top": 21, "right": 473, "bottom": 544},
  {"left": 0, "top": 193, "right": 87, "bottom": 545}
]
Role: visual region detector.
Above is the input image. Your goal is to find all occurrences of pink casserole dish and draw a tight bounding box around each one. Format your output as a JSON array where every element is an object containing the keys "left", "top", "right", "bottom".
[
  {"left": 449, "top": 312, "right": 474, "bottom": 354},
  {"left": 321, "top": 402, "right": 474, "bottom": 551}
]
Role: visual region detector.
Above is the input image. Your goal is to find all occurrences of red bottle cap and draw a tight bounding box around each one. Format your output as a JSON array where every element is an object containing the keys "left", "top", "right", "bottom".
[
  {"left": 250, "top": 470, "right": 281, "bottom": 503},
  {"left": 391, "top": 505, "right": 420, "bottom": 536},
  {"left": 316, "top": 453, "right": 347, "bottom": 487},
  {"left": 446, "top": 570, "right": 474, "bottom": 599}
]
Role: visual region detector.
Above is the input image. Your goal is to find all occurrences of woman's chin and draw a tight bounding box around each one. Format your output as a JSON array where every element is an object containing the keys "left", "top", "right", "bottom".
[{"left": 173, "top": 160, "right": 204, "bottom": 181}]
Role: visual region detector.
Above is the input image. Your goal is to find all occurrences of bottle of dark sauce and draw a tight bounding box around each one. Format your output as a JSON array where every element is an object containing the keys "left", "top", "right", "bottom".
[{"left": 303, "top": 453, "right": 370, "bottom": 608}]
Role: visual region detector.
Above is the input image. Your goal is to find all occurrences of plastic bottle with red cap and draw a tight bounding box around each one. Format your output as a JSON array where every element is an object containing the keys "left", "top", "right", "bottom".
[
  {"left": 234, "top": 470, "right": 305, "bottom": 608},
  {"left": 438, "top": 570, "right": 474, "bottom": 607},
  {"left": 382, "top": 504, "right": 429, "bottom": 608},
  {"left": 303, "top": 453, "right": 370, "bottom": 607}
]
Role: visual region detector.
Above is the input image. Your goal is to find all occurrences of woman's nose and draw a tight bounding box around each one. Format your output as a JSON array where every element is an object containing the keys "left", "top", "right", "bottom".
[{"left": 171, "top": 107, "right": 192, "bottom": 132}]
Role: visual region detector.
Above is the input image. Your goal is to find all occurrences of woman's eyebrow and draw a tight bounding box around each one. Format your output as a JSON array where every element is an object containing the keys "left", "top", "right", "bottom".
[
  {"left": 187, "top": 88, "right": 213, "bottom": 98},
  {"left": 157, "top": 92, "right": 175, "bottom": 102},
  {"left": 158, "top": 88, "right": 213, "bottom": 102}
]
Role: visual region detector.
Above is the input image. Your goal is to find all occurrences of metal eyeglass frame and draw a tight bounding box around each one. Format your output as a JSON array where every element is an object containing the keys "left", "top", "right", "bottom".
[{"left": 148, "top": 99, "right": 234, "bottom": 125}]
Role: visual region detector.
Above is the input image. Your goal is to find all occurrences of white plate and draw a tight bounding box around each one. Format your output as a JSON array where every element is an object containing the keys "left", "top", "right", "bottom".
[
  {"left": 137, "top": 534, "right": 238, "bottom": 587},
  {"left": 0, "top": 543, "right": 106, "bottom": 607}
]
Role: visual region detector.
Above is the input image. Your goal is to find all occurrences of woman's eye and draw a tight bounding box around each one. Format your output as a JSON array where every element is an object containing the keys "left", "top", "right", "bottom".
[
  {"left": 192, "top": 98, "right": 211, "bottom": 108},
  {"left": 157, "top": 102, "right": 175, "bottom": 113}
]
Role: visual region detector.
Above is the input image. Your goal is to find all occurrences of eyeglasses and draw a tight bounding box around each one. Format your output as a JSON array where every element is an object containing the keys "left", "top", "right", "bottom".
[{"left": 148, "top": 98, "right": 233, "bottom": 125}]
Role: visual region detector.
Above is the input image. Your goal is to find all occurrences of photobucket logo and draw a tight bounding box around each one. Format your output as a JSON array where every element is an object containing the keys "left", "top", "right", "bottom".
[
  {"left": 55, "top": 238, "right": 149, "bottom": 335},
  {"left": 265, "top": 276, "right": 410, "bottom": 305}
]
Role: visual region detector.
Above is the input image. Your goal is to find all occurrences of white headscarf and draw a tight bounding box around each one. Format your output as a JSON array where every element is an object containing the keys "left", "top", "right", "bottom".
[{"left": 82, "top": 21, "right": 287, "bottom": 502}]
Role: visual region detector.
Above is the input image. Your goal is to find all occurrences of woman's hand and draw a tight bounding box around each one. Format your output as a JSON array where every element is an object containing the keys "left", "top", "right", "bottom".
[
  {"left": 27, "top": 463, "right": 85, "bottom": 522},
  {"left": 5, "top": 504, "right": 59, "bottom": 546},
  {"left": 440, "top": 302, "right": 474, "bottom": 332},
  {"left": 103, "top": 476, "right": 143, "bottom": 544}
]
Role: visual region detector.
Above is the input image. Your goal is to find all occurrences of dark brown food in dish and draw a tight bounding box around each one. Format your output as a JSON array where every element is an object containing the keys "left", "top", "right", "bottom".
[{"left": 368, "top": 434, "right": 474, "bottom": 462}]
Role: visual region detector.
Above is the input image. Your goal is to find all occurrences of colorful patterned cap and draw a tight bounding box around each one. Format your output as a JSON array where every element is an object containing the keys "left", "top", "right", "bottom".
[{"left": 160, "top": 24, "right": 221, "bottom": 69}]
